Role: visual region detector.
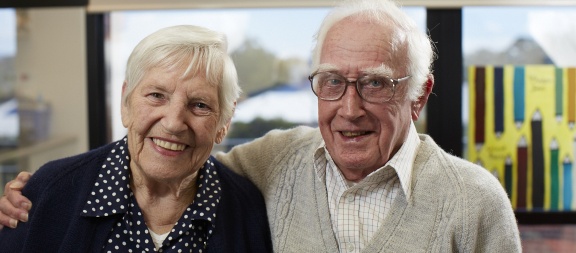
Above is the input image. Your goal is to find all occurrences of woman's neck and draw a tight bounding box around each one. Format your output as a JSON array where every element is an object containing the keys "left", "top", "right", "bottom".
[{"left": 131, "top": 172, "right": 199, "bottom": 234}]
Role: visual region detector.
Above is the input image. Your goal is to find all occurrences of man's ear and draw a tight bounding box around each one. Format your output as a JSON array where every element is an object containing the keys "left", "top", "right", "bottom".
[
  {"left": 120, "top": 81, "right": 130, "bottom": 128},
  {"left": 412, "top": 74, "right": 434, "bottom": 121}
]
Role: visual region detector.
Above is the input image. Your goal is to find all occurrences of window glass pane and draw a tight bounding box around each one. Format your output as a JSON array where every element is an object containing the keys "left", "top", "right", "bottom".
[
  {"left": 0, "top": 8, "right": 17, "bottom": 195},
  {"left": 0, "top": 8, "right": 17, "bottom": 146},
  {"left": 106, "top": 7, "right": 426, "bottom": 151}
]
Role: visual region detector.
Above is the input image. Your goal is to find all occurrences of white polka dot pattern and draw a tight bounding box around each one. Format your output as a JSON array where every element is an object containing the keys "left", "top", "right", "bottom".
[{"left": 80, "top": 138, "right": 222, "bottom": 252}]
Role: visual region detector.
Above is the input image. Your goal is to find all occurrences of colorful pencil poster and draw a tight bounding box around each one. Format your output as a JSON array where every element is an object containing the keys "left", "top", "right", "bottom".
[{"left": 468, "top": 65, "right": 576, "bottom": 211}]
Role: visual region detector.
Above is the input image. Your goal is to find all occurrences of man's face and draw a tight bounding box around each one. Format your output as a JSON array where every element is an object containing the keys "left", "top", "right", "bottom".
[
  {"left": 121, "top": 63, "right": 225, "bottom": 183},
  {"left": 317, "top": 16, "right": 416, "bottom": 181}
]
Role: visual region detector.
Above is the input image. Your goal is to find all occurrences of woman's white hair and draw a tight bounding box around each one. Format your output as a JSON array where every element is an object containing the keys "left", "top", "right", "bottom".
[
  {"left": 123, "top": 25, "right": 241, "bottom": 129},
  {"left": 311, "top": 0, "right": 434, "bottom": 101}
]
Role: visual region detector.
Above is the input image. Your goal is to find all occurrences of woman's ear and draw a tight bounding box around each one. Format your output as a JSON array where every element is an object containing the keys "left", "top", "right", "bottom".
[
  {"left": 120, "top": 81, "right": 130, "bottom": 128},
  {"left": 215, "top": 120, "right": 231, "bottom": 144},
  {"left": 215, "top": 101, "right": 237, "bottom": 144},
  {"left": 412, "top": 74, "right": 434, "bottom": 121}
]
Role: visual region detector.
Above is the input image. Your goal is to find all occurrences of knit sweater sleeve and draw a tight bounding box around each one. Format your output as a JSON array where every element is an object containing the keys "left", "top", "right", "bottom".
[
  {"left": 215, "top": 126, "right": 320, "bottom": 192},
  {"left": 406, "top": 136, "right": 521, "bottom": 253},
  {"left": 457, "top": 158, "right": 522, "bottom": 252}
]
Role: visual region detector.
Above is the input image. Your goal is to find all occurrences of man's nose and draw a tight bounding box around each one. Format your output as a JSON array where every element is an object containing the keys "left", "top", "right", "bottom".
[{"left": 339, "top": 84, "right": 366, "bottom": 119}]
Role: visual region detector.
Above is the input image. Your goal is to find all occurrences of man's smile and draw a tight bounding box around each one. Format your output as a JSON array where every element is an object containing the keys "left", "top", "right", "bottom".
[{"left": 340, "top": 131, "right": 370, "bottom": 137}]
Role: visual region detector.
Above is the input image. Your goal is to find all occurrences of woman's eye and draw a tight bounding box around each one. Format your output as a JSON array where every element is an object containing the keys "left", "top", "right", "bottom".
[
  {"left": 190, "top": 102, "right": 213, "bottom": 115},
  {"left": 149, "top": 93, "right": 164, "bottom": 99},
  {"left": 191, "top": 102, "right": 212, "bottom": 111}
]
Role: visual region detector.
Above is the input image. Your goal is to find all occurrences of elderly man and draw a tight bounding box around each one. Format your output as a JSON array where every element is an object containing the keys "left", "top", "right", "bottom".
[{"left": 1, "top": 0, "right": 521, "bottom": 252}]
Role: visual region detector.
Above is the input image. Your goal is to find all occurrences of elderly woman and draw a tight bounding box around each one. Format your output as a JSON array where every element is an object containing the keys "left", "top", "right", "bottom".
[{"left": 0, "top": 25, "right": 272, "bottom": 252}]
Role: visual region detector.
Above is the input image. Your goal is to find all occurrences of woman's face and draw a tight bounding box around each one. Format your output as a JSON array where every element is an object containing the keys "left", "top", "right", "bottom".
[{"left": 121, "top": 63, "right": 226, "bottom": 183}]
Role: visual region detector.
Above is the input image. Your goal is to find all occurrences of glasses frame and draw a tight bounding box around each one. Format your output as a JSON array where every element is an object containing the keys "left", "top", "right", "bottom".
[{"left": 308, "top": 71, "right": 411, "bottom": 103}]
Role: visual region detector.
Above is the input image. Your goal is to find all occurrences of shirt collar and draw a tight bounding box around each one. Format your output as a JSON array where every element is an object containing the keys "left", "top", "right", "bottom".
[
  {"left": 384, "top": 121, "right": 420, "bottom": 200},
  {"left": 314, "top": 121, "right": 421, "bottom": 199},
  {"left": 82, "top": 137, "right": 131, "bottom": 217}
]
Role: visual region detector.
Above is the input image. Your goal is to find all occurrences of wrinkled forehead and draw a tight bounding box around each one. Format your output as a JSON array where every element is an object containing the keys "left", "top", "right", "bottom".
[
  {"left": 315, "top": 63, "right": 395, "bottom": 77},
  {"left": 318, "top": 16, "right": 408, "bottom": 76}
]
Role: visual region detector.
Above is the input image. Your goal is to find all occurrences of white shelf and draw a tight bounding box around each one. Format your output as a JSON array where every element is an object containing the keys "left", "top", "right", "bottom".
[{"left": 0, "top": 135, "right": 77, "bottom": 164}]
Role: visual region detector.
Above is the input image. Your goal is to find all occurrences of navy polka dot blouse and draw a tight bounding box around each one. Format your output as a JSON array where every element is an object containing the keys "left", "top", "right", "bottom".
[{"left": 81, "top": 138, "right": 222, "bottom": 252}]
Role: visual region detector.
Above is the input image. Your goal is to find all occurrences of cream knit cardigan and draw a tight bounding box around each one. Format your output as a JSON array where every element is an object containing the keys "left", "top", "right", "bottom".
[{"left": 216, "top": 126, "right": 521, "bottom": 253}]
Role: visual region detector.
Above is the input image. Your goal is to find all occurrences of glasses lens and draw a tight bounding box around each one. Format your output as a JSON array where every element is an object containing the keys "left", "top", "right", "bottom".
[
  {"left": 358, "top": 76, "right": 394, "bottom": 102},
  {"left": 312, "top": 72, "right": 345, "bottom": 100},
  {"left": 310, "top": 72, "right": 399, "bottom": 103}
]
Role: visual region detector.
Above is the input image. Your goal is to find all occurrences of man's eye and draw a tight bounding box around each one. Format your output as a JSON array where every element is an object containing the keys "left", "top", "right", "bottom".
[
  {"left": 365, "top": 79, "right": 384, "bottom": 88},
  {"left": 325, "top": 78, "right": 343, "bottom": 86}
]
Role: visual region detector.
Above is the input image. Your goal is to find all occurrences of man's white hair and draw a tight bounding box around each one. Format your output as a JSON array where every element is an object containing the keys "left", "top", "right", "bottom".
[{"left": 311, "top": 0, "right": 435, "bottom": 101}]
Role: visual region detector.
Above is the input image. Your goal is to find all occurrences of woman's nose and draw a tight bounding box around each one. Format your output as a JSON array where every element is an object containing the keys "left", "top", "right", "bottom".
[{"left": 161, "top": 101, "right": 188, "bottom": 134}]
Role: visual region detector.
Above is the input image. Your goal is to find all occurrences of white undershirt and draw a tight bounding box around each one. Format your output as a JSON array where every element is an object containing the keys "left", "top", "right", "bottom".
[{"left": 149, "top": 229, "right": 170, "bottom": 250}]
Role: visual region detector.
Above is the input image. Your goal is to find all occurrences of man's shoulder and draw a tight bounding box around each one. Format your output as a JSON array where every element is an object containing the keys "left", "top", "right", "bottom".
[
  {"left": 412, "top": 136, "right": 512, "bottom": 223},
  {"left": 264, "top": 125, "right": 320, "bottom": 141},
  {"left": 416, "top": 134, "right": 504, "bottom": 193},
  {"left": 260, "top": 125, "right": 322, "bottom": 151},
  {"left": 223, "top": 125, "right": 321, "bottom": 161}
]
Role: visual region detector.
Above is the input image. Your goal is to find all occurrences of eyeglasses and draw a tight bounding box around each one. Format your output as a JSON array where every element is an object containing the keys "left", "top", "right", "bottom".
[{"left": 308, "top": 72, "right": 411, "bottom": 103}]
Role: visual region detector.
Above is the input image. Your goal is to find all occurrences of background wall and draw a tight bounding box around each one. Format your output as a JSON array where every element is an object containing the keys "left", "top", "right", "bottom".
[{"left": 15, "top": 7, "right": 88, "bottom": 172}]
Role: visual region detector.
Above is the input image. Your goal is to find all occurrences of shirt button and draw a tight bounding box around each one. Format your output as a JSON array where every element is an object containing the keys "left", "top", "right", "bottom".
[
  {"left": 347, "top": 194, "right": 354, "bottom": 202},
  {"left": 347, "top": 243, "right": 355, "bottom": 252}
]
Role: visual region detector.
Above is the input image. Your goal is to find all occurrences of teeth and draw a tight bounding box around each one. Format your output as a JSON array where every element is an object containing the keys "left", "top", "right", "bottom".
[
  {"left": 342, "top": 132, "right": 366, "bottom": 137},
  {"left": 153, "top": 139, "right": 186, "bottom": 151}
]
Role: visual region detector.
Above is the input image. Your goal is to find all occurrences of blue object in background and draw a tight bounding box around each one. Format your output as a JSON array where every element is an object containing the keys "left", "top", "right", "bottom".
[{"left": 0, "top": 97, "right": 19, "bottom": 147}]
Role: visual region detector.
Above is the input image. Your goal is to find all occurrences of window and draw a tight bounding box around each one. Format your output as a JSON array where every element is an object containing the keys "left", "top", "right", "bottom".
[
  {"left": 463, "top": 7, "right": 576, "bottom": 251},
  {"left": 0, "top": 8, "right": 17, "bottom": 194},
  {"left": 105, "top": 7, "right": 426, "bottom": 151},
  {"left": 0, "top": 8, "right": 17, "bottom": 147}
]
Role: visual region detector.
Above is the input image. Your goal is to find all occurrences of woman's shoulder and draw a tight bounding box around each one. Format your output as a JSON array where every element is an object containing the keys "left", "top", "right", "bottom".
[
  {"left": 37, "top": 142, "right": 114, "bottom": 174},
  {"left": 208, "top": 157, "right": 273, "bottom": 252},
  {"left": 211, "top": 157, "right": 258, "bottom": 192},
  {"left": 24, "top": 142, "right": 117, "bottom": 195},
  {"left": 210, "top": 156, "right": 270, "bottom": 208}
]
